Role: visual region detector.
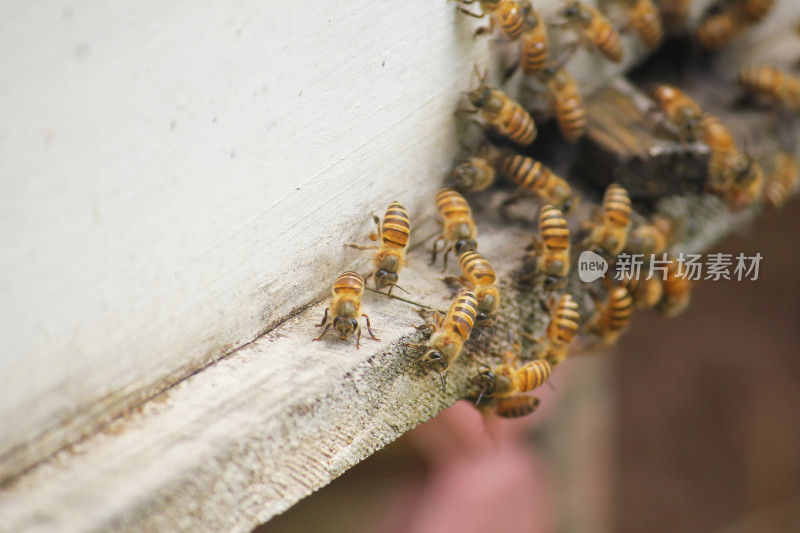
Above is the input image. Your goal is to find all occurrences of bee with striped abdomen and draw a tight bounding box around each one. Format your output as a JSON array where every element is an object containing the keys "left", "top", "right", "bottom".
[
  {"left": 591, "top": 286, "right": 634, "bottom": 344},
  {"left": 587, "top": 183, "right": 632, "bottom": 256},
  {"left": 432, "top": 188, "right": 478, "bottom": 270},
  {"left": 454, "top": 0, "right": 526, "bottom": 40},
  {"left": 500, "top": 152, "right": 574, "bottom": 211},
  {"left": 556, "top": 1, "right": 624, "bottom": 63},
  {"left": 695, "top": 11, "right": 745, "bottom": 51},
  {"left": 519, "top": 0, "right": 550, "bottom": 74},
  {"left": 451, "top": 143, "right": 498, "bottom": 192},
  {"left": 495, "top": 395, "right": 542, "bottom": 418},
  {"left": 458, "top": 251, "right": 501, "bottom": 327},
  {"left": 346, "top": 202, "right": 410, "bottom": 295},
  {"left": 617, "top": 271, "right": 663, "bottom": 310},
  {"left": 410, "top": 290, "right": 479, "bottom": 390},
  {"left": 530, "top": 204, "right": 571, "bottom": 289},
  {"left": 543, "top": 294, "right": 581, "bottom": 365},
  {"left": 475, "top": 343, "right": 552, "bottom": 401},
  {"left": 541, "top": 65, "right": 586, "bottom": 143},
  {"left": 624, "top": 0, "right": 664, "bottom": 49},
  {"left": 738, "top": 64, "right": 800, "bottom": 110},
  {"left": 652, "top": 84, "right": 703, "bottom": 143},
  {"left": 463, "top": 66, "right": 537, "bottom": 146},
  {"left": 314, "top": 271, "right": 379, "bottom": 348},
  {"left": 764, "top": 151, "right": 799, "bottom": 209}
]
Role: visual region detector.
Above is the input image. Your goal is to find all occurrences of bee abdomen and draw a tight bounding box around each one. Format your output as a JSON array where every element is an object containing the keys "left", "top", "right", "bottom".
[
  {"left": 556, "top": 93, "right": 586, "bottom": 143},
  {"left": 696, "top": 13, "right": 742, "bottom": 51},
  {"left": 333, "top": 271, "right": 365, "bottom": 296},
  {"left": 502, "top": 154, "right": 547, "bottom": 191},
  {"left": 607, "top": 287, "right": 634, "bottom": 332},
  {"left": 436, "top": 188, "right": 472, "bottom": 220},
  {"left": 459, "top": 251, "right": 497, "bottom": 286},
  {"left": 496, "top": 395, "right": 541, "bottom": 418},
  {"left": 551, "top": 295, "right": 580, "bottom": 345},
  {"left": 595, "top": 22, "right": 623, "bottom": 62},
  {"left": 500, "top": 103, "right": 537, "bottom": 145},
  {"left": 518, "top": 360, "right": 552, "bottom": 392},
  {"left": 603, "top": 184, "right": 632, "bottom": 227},
  {"left": 382, "top": 202, "right": 410, "bottom": 249},
  {"left": 633, "top": 6, "right": 663, "bottom": 49},
  {"left": 497, "top": 1, "right": 525, "bottom": 39},
  {"left": 765, "top": 152, "right": 799, "bottom": 209},
  {"left": 540, "top": 205, "right": 570, "bottom": 251},
  {"left": 449, "top": 291, "right": 478, "bottom": 339}
]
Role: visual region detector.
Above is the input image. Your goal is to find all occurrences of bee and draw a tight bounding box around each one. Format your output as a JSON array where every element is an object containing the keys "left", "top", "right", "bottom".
[
  {"left": 625, "top": 0, "right": 664, "bottom": 49},
  {"left": 764, "top": 150, "right": 799, "bottom": 209},
  {"left": 346, "top": 202, "right": 410, "bottom": 294},
  {"left": 519, "top": 0, "right": 550, "bottom": 74},
  {"left": 541, "top": 65, "right": 586, "bottom": 143},
  {"left": 411, "top": 290, "right": 479, "bottom": 390},
  {"left": 736, "top": 0, "right": 775, "bottom": 24},
  {"left": 695, "top": 11, "right": 745, "bottom": 51},
  {"left": 455, "top": 0, "right": 526, "bottom": 40},
  {"left": 530, "top": 204, "right": 571, "bottom": 289},
  {"left": 476, "top": 347, "right": 552, "bottom": 400},
  {"left": 496, "top": 395, "right": 542, "bottom": 418},
  {"left": 458, "top": 251, "right": 501, "bottom": 327},
  {"left": 587, "top": 183, "right": 632, "bottom": 256},
  {"left": 625, "top": 215, "right": 674, "bottom": 256},
  {"left": 591, "top": 286, "right": 634, "bottom": 344},
  {"left": 499, "top": 152, "right": 574, "bottom": 211},
  {"left": 542, "top": 294, "right": 581, "bottom": 365},
  {"left": 432, "top": 188, "right": 478, "bottom": 270},
  {"left": 617, "top": 272, "right": 663, "bottom": 310},
  {"left": 724, "top": 153, "right": 764, "bottom": 210},
  {"left": 557, "top": 1, "right": 624, "bottom": 63},
  {"left": 652, "top": 84, "right": 703, "bottom": 142},
  {"left": 738, "top": 64, "right": 800, "bottom": 110},
  {"left": 657, "top": 257, "right": 691, "bottom": 317},
  {"left": 463, "top": 66, "right": 538, "bottom": 146},
  {"left": 451, "top": 143, "right": 498, "bottom": 192},
  {"left": 314, "top": 271, "right": 379, "bottom": 348}
]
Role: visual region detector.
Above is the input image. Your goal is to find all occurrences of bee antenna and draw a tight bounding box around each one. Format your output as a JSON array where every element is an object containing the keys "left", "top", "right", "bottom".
[
  {"left": 391, "top": 284, "right": 410, "bottom": 295},
  {"left": 474, "top": 388, "right": 486, "bottom": 407},
  {"left": 436, "top": 370, "right": 447, "bottom": 394}
]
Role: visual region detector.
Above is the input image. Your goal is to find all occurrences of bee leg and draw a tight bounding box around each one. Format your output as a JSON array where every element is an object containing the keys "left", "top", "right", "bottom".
[
  {"left": 315, "top": 307, "right": 330, "bottom": 327},
  {"left": 441, "top": 246, "right": 452, "bottom": 273},
  {"left": 313, "top": 322, "right": 332, "bottom": 342},
  {"left": 363, "top": 314, "right": 380, "bottom": 341},
  {"left": 345, "top": 243, "right": 379, "bottom": 250},
  {"left": 430, "top": 234, "right": 446, "bottom": 265},
  {"left": 355, "top": 324, "right": 362, "bottom": 350},
  {"left": 473, "top": 17, "right": 495, "bottom": 38}
]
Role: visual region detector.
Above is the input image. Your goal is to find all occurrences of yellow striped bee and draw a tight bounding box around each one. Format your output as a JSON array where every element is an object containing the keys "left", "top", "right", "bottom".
[
  {"left": 617, "top": 271, "right": 663, "bottom": 310},
  {"left": 591, "top": 286, "right": 634, "bottom": 344},
  {"left": 541, "top": 66, "right": 586, "bottom": 143},
  {"left": 410, "top": 290, "right": 479, "bottom": 390},
  {"left": 557, "top": 1, "right": 624, "bottom": 63},
  {"left": 625, "top": 0, "right": 664, "bottom": 49},
  {"left": 519, "top": 0, "right": 550, "bottom": 74},
  {"left": 458, "top": 251, "right": 501, "bottom": 327},
  {"left": 695, "top": 11, "right": 745, "bottom": 51},
  {"left": 451, "top": 143, "right": 498, "bottom": 192},
  {"left": 531, "top": 205, "right": 571, "bottom": 289},
  {"left": 543, "top": 294, "right": 581, "bottom": 365},
  {"left": 587, "top": 183, "right": 632, "bottom": 256},
  {"left": 738, "top": 64, "right": 800, "bottom": 110},
  {"left": 314, "top": 271, "right": 379, "bottom": 348},
  {"left": 652, "top": 84, "right": 703, "bottom": 143},
  {"left": 432, "top": 188, "right": 478, "bottom": 270},
  {"left": 455, "top": 0, "right": 526, "bottom": 40},
  {"left": 764, "top": 151, "right": 799, "bottom": 209},
  {"left": 499, "top": 152, "right": 574, "bottom": 211},
  {"left": 476, "top": 347, "right": 552, "bottom": 401},
  {"left": 347, "top": 202, "right": 410, "bottom": 295},
  {"left": 463, "top": 66, "right": 537, "bottom": 146}
]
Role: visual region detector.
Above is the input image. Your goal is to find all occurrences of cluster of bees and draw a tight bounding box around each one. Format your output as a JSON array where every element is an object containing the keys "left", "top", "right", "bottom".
[{"left": 314, "top": 0, "right": 798, "bottom": 421}]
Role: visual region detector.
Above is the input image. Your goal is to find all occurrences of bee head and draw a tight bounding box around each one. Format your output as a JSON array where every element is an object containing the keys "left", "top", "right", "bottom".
[
  {"left": 452, "top": 162, "right": 477, "bottom": 189},
  {"left": 374, "top": 269, "right": 398, "bottom": 290},
  {"left": 469, "top": 85, "right": 493, "bottom": 109},
  {"left": 561, "top": 197, "right": 574, "bottom": 214},
  {"left": 543, "top": 275, "right": 565, "bottom": 289},
  {"left": 333, "top": 316, "right": 358, "bottom": 340},
  {"left": 475, "top": 312, "right": 497, "bottom": 327},
  {"left": 476, "top": 368, "right": 497, "bottom": 397},
  {"left": 455, "top": 239, "right": 478, "bottom": 256},
  {"left": 560, "top": 2, "right": 580, "bottom": 19},
  {"left": 419, "top": 350, "right": 449, "bottom": 374}
]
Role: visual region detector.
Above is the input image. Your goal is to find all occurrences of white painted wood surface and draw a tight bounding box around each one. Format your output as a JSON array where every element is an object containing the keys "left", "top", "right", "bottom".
[{"left": 0, "top": 0, "right": 663, "bottom": 483}]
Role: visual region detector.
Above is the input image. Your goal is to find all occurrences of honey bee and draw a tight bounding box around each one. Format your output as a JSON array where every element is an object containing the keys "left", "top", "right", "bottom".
[
  {"left": 625, "top": 215, "right": 674, "bottom": 255},
  {"left": 591, "top": 286, "right": 634, "bottom": 343},
  {"left": 557, "top": 1, "right": 624, "bottom": 63},
  {"left": 764, "top": 150, "right": 799, "bottom": 209},
  {"left": 542, "top": 294, "right": 581, "bottom": 365},
  {"left": 695, "top": 11, "right": 745, "bottom": 51},
  {"left": 531, "top": 204, "right": 571, "bottom": 289},
  {"left": 652, "top": 84, "right": 703, "bottom": 142},
  {"left": 617, "top": 272, "right": 663, "bottom": 310},
  {"left": 540, "top": 65, "right": 586, "bottom": 143},
  {"left": 346, "top": 202, "right": 410, "bottom": 294},
  {"left": 625, "top": 0, "right": 664, "bottom": 49},
  {"left": 736, "top": 0, "right": 775, "bottom": 23},
  {"left": 587, "top": 183, "right": 632, "bottom": 256},
  {"left": 495, "top": 395, "right": 542, "bottom": 418},
  {"left": 738, "top": 64, "right": 800, "bottom": 110},
  {"left": 314, "top": 271, "right": 379, "bottom": 348},
  {"left": 519, "top": 0, "right": 550, "bottom": 74},
  {"left": 657, "top": 257, "right": 691, "bottom": 317},
  {"left": 724, "top": 153, "right": 764, "bottom": 210},
  {"left": 463, "top": 66, "right": 538, "bottom": 146},
  {"left": 476, "top": 346, "right": 552, "bottom": 400},
  {"left": 451, "top": 143, "right": 498, "bottom": 192},
  {"left": 499, "top": 152, "right": 574, "bottom": 211},
  {"left": 458, "top": 251, "right": 501, "bottom": 327},
  {"left": 455, "top": 0, "right": 526, "bottom": 40},
  {"left": 411, "top": 290, "right": 479, "bottom": 390},
  {"left": 432, "top": 188, "right": 478, "bottom": 270}
]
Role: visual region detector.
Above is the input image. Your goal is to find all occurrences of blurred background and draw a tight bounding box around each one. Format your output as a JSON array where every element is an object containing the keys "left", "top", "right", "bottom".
[{"left": 259, "top": 199, "right": 800, "bottom": 533}]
